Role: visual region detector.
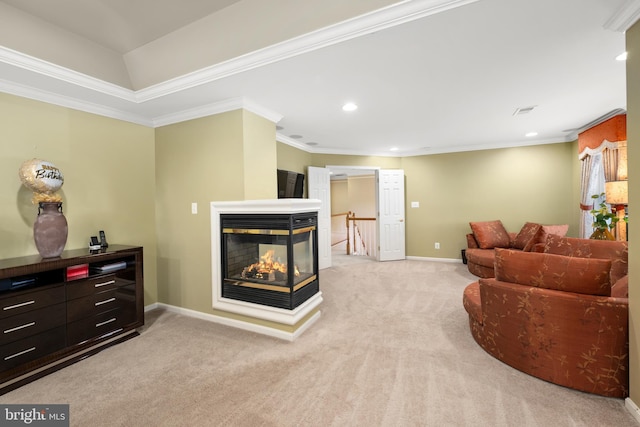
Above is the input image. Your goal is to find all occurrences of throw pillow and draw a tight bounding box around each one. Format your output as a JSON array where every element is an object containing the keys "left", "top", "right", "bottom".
[
  {"left": 541, "top": 224, "right": 569, "bottom": 237},
  {"left": 494, "top": 248, "right": 612, "bottom": 296},
  {"left": 513, "top": 222, "right": 542, "bottom": 250},
  {"left": 522, "top": 223, "right": 570, "bottom": 251},
  {"left": 469, "top": 220, "right": 510, "bottom": 249},
  {"left": 543, "top": 234, "right": 628, "bottom": 284}
]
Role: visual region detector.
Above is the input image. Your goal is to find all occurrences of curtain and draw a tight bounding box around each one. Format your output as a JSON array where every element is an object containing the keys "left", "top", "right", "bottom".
[
  {"left": 580, "top": 153, "right": 605, "bottom": 238},
  {"left": 602, "top": 145, "right": 619, "bottom": 181},
  {"left": 578, "top": 139, "right": 618, "bottom": 238}
]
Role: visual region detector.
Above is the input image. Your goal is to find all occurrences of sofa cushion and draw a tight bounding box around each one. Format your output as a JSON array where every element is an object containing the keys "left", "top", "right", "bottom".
[
  {"left": 543, "top": 235, "right": 628, "bottom": 284},
  {"left": 611, "top": 276, "right": 629, "bottom": 298},
  {"left": 469, "top": 220, "right": 510, "bottom": 249},
  {"left": 462, "top": 281, "right": 483, "bottom": 325},
  {"left": 465, "top": 248, "right": 494, "bottom": 268},
  {"left": 494, "top": 248, "right": 612, "bottom": 296},
  {"left": 513, "top": 222, "right": 542, "bottom": 250}
]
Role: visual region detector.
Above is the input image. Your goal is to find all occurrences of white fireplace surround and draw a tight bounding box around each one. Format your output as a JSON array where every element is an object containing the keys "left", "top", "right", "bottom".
[{"left": 210, "top": 199, "right": 323, "bottom": 340}]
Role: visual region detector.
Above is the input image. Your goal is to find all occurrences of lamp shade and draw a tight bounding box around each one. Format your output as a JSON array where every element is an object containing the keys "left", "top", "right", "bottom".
[{"left": 605, "top": 180, "right": 628, "bottom": 205}]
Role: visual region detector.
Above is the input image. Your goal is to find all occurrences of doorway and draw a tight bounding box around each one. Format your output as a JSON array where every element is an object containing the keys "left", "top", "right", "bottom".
[{"left": 308, "top": 165, "right": 406, "bottom": 268}]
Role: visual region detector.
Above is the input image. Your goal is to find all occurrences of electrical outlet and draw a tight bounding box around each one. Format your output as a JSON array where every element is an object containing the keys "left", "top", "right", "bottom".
[
  {"left": 191, "top": 202, "right": 198, "bottom": 214},
  {"left": 435, "top": 242, "right": 440, "bottom": 249}
]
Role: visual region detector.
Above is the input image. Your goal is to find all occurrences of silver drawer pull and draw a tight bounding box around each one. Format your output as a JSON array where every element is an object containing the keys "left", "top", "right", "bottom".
[
  {"left": 4, "top": 346, "right": 36, "bottom": 361},
  {"left": 96, "top": 318, "right": 116, "bottom": 328},
  {"left": 94, "top": 280, "right": 116, "bottom": 288},
  {"left": 4, "top": 322, "right": 36, "bottom": 334},
  {"left": 3, "top": 300, "right": 35, "bottom": 311},
  {"left": 95, "top": 297, "right": 116, "bottom": 306}
]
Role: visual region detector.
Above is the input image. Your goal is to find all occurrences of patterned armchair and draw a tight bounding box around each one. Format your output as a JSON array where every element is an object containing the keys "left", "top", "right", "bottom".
[{"left": 463, "top": 237, "right": 629, "bottom": 398}]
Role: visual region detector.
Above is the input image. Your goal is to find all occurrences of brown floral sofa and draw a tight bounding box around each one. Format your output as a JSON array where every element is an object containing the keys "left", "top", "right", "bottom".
[
  {"left": 465, "top": 220, "right": 568, "bottom": 278},
  {"left": 462, "top": 235, "right": 629, "bottom": 398}
]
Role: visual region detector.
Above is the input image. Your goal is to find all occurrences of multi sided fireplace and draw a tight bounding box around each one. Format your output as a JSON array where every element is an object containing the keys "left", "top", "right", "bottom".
[{"left": 220, "top": 211, "right": 319, "bottom": 310}]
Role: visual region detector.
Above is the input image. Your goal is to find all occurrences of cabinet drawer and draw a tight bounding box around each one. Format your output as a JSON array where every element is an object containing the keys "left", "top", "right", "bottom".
[
  {"left": 0, "top": 285, "right": 65, "bottom": 320},
  {"left": 67, "top": 305, "right": 136, "bottom": 346},
  {"left": 1, "top": 303, "right": 66, "bottom": 346},
  {"left": 67, "top": 284, "right": 136, "bottom": 323},
  {"left": 66, "top": 274, "right": 133, "bottom": 300},
  {"left": 0, "top": 326, "right": 66, "bottom": 373}
]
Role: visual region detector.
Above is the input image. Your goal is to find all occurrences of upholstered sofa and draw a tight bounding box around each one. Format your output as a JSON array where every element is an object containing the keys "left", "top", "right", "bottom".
[
  {"left": 462, "top": 235, "right": 629, "bottom": 397},
  {"left": 465, "top": 220, "right": 568, "bottom": 278}
]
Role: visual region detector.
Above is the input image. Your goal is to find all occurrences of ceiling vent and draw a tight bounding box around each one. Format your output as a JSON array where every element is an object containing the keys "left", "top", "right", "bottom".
[{"left": 513, "top": 106, "right": 537, "bottom": 116}]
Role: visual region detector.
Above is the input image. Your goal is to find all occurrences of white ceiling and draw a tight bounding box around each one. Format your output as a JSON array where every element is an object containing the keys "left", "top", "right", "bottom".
[{"left": 0, "top": 0, "right": 637, "bottom": 157}]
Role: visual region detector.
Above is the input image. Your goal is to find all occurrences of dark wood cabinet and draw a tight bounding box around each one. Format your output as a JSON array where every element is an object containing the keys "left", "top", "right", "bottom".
[{"left": 0, "top": 245, "right": 144, "bottom": 394}]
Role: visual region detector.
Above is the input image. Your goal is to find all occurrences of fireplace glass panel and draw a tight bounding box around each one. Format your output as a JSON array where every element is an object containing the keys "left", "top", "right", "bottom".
[{"left": 220, "top": 212, "right": 318, "bottom": 309}]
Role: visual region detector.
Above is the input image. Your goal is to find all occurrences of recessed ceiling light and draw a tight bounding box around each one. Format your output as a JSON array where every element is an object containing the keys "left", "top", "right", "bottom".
[
  {"left": 616, "top": 51, "right": 628, "bottom": 61},
  {"left": 276, "top": 125, "right": 284, "bottom": 130},
  {"left": 342, "top": 102, "right": 358, "bottom": 112},
  {"left": 525, "top": 132, "right": 538, "bottom": 137},
  {"left": 306, "top": 142, "right": 318, "bottom": 146},
  {"left": 389, "top": 147, "right": 399, "bottom": 151},
  {"left": 289, "top": 134, "right": 303, "bottom": 139}
]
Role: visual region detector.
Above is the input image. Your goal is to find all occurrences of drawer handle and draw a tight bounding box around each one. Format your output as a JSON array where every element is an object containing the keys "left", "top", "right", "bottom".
[
  {"left": 95, "top": 280, "right": 116, "bottom": 288},
  {"left": 3, "top": 300, "right": 35, "bottom": 311},
  {"left": 96, "top": 318, "right": 116, "bottom": 328},
  {"left": 95, "top": 297, "right": 116, "bottom": 306},
  {"left": 4, "top": 322, "right": 36, "bottom": 334},
  {"left": 4, "top": 346, "right": 36, "bottom": 361}
]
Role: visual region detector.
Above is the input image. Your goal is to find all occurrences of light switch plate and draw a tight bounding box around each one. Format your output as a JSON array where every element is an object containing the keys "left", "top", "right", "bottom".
[{"left": 411, "top": 201, "right": 420, "bottom": 208}]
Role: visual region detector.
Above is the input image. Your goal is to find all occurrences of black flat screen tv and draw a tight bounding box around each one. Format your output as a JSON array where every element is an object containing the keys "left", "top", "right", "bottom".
[{"left": 277, "top": 169, "right": 305, "bottom": 198}]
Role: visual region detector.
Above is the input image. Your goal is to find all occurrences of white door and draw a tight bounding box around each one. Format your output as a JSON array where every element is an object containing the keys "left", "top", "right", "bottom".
[
  {"left": 376, "top": 169, "right": 406, "bottom": 261},
  {"left": 307, "top": 166, "right": 332, "bottom": 269}
]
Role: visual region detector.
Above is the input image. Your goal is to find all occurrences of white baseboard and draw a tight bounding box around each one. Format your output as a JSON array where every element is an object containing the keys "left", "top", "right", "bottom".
[
  {"left": 626, "top": 397, "right": 640, "bottom": 424},
  {"left": 405, "top": 256, "right": 462, "bottom": 263},
  {"left": 144, "top": 302, "right": 159, "bottom": 312},
  {"left": 150, "top": 302, "right": 320, "bottom": 342}
]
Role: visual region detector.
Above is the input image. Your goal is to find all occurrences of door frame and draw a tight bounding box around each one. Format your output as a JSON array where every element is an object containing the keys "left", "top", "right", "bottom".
[{"left": 325, "top": 165, "right": 406, "bottom": 261}]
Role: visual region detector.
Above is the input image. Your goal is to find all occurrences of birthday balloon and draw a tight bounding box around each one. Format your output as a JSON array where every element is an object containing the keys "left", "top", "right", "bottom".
[{"left": 18, "top": 159, "right": 64, "bottom": 194}]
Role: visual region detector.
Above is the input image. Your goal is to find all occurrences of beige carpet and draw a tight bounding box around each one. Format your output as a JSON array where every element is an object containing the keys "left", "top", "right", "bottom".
[{"left": 3, "top": 258, "right": 637, "bottom": 426}]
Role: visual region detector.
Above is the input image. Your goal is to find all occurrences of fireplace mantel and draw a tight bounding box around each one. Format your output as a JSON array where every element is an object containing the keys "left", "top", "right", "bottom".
[{"left": 210, "top": 199, "right": 323, "bottom": 340}]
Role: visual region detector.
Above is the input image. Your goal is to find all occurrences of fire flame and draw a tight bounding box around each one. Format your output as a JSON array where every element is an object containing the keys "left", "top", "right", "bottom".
[{"left": 245, "top": 249, "right": 299, "bottom": 277}]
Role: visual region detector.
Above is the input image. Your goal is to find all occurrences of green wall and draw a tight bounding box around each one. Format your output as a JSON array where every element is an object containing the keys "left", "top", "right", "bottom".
[
  {"left": 276, "top": 141, "right": 312, "bottom": 174},
  {"left": 311, "top": 153, "right": 401, "bottom": 169},
  {"left": 243, "top": 110, "right": 278, "bottom": 199},
  {"left": 155, "top": 110, "right": 277, "bottom": 315},
  {"left": 0, "top": 93, "right": 158, "bottom": 304},
  {"left": 626, "top": 19, "right": 639, "bottom": 409},
  {"left": 401, "top": 142, "right": 580, "bottom": 259},
  {"left": 278, "top": 140, "right": 580, "bottom": 261}
]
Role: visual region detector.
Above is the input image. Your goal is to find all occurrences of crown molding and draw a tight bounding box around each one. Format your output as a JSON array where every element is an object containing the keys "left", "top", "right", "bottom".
[
  {"left": 604, "top": 0, "right": 640, "bottom": 32},
  {"left": 0, "top": 0, "right": 479, "bottom": 104},
  {"left": 0, "top": 46, "right": 136, "bottom": 101},
  {"left": 0, "top": 77, "right": 153, "bottom": 126},
  {"left": 154, "top": 97, "right": 283, "bottom": 127},
  {"left": 276, "top": 133, "right": 314, "bottom": 152},
  {"left": 0, "top": 0, "right": 477, "bottom": 132},
  {"left": 135, "top": 0, "right": 479, "bottom": 102}
]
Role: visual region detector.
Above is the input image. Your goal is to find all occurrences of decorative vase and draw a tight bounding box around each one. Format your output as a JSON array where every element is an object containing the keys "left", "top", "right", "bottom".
[
  {"left": 33, "top": 202, "right": 68, "bottom": 258},
  {"left": 589, "top": 228, "right": 615, "bottom": 241}
]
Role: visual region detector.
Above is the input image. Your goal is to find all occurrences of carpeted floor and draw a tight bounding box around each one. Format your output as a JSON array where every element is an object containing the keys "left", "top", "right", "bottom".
[{"left": 2, "top": 257, "right": 637, "bottom": 426}]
